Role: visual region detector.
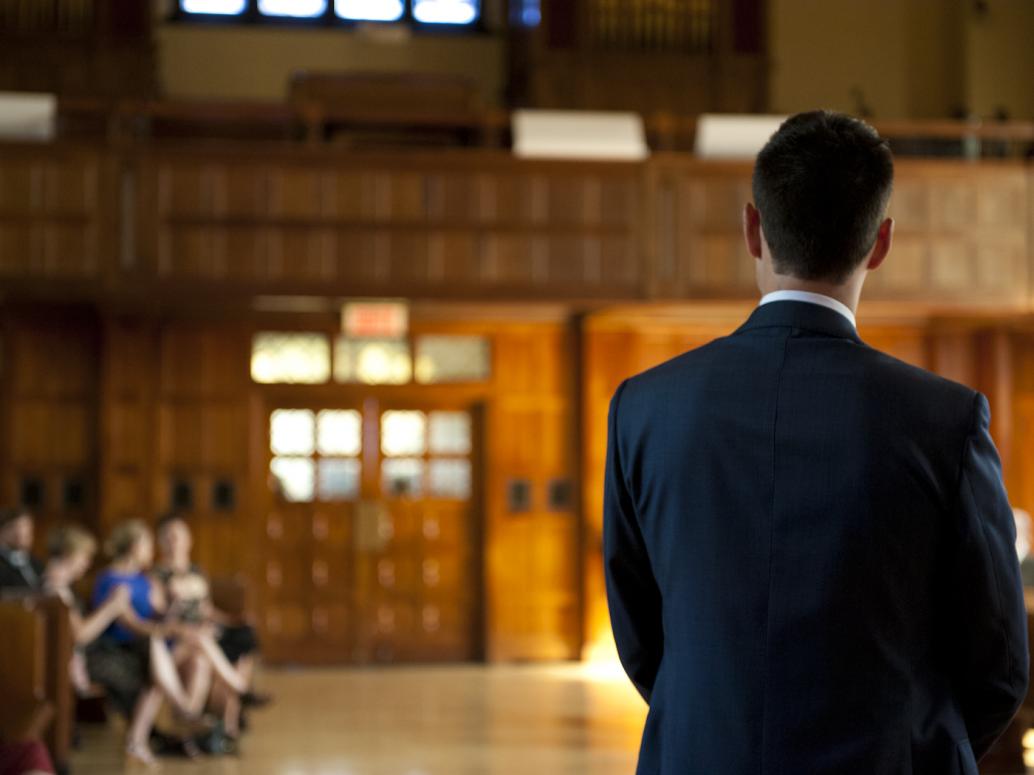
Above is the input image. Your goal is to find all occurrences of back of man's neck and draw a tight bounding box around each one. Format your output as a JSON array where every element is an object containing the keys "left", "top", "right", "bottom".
[{"left": 764, "top": 280, "right": 858, "bottom": 314}]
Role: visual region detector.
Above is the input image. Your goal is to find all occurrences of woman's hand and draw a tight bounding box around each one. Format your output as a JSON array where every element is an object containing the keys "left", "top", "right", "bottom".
[{"left": 111, "top": 584, "right": 132, "bottom": 613}]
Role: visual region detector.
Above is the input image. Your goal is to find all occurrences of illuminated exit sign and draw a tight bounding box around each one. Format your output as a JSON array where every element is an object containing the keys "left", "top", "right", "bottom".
[{"left": 341, "top": 300, "right": 409, "bottom": 339}]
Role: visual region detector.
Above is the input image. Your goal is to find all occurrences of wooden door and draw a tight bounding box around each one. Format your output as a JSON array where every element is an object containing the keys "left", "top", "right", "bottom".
[
  {"left": 262, "top": 403, "right": 363, "bottom": 664},
  {"left": 260, "top": 395, "right": 483, "bottom": 664}
]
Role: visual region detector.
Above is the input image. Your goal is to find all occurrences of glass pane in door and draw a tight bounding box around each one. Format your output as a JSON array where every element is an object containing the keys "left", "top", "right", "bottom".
[
  {"left": 317, "top": 409, "right": 362, "bottom": 456},
  {"left": 270, "top": 457, "right": 315, "bottom": 502},
  {"left": 270, "top": 409, "right": 316, "bottom": 455},
  {"left": 381, "top": 411, "right": 427, "bottom": 457}
]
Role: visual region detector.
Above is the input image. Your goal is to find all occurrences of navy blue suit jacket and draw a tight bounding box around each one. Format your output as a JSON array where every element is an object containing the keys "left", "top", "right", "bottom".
[{"left": 604, "top": 300, "right": 1029, "bottom": 775}]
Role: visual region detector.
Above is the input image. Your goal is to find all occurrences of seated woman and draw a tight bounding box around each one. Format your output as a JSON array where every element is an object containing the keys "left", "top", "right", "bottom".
[
  {"left": 154, "top": 514, "right": 265, "bottom": 745},
  {"left": 89, "top": 520, "right": 216, "bottom": 767},
  {"left": 41, "top": 525, "right": 131, "bottom": 693}
]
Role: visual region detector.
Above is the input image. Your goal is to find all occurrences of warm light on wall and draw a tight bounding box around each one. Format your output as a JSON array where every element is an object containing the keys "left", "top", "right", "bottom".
[{"left": 583, "top": 623, "right": 621, "bottom": 665}]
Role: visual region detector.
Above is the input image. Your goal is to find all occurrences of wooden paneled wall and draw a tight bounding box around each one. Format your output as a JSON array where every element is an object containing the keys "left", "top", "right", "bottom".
[
  {"left": 512, "top": 0, "right": 767, "bottom": 115},
  {"left": 0, "top": 307, "right": 581, "bottom": 663},
  {"left": 135, "top": 150, "right": 645, "bottom": 302},
  {"left": 486, "top": 321, "right": 579, "bottom": 660},
  {"left": 1, "top": 146, "right": 1030, "bottom": 311},
  {"left": 0, "top": 145, "right": 114, "bottom": 287},
  {"left": 0, "top": 307, "right": 100, "bottom": 544},
  {"left": 8, "top": 301, "right": 1034, "bottom": 664},
  {"left": 0, "top": 0, "right": 155, "bottom": 97},
  {"left": 98, "top": 318, "right": 252, "bottom": 579}
]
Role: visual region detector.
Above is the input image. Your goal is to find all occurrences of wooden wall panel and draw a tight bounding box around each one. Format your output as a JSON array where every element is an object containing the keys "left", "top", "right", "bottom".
[
  {"left": 137, "top": 152, "right": 646, "bottom": 301},
  {"left": 485, "top": 323, "right": 580, "bottom": 661},
  {"left": 99, "top": 317, "right": 157, "bottom": 532},
  {"left": 0, "top": 146, "right": 1027, "bottom": 312},
  {"left": 155, "top": 324, "right": 251, "bottom": 579},
  {"left": 0, "top": 146, "right": 112, "bottom": 284},
  {"left": 0, "top": 308, "right": 100, "bottom": 548}
]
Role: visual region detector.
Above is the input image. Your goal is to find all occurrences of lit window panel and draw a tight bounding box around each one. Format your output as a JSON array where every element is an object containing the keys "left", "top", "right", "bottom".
[
  {"left": 317, "top": 410, "right": 362, "bottom": 456},
  {"left": 318, "top": 458, "right": 361, "bottom": 501},
  {"left": 429, "top": 459, "right": 471, "bottom": 499},
  {"left": 335, "top": 0, "right": 404, "bottom": 21},
  {"left": 270, "top": 457, "right": 315, "bottom": 502},
  {"left": 270, "top": 409, "right": 316, "bottom": 456},
  {"left": 180, "top": 0, "right": 247, "bottom": 13},
  {"left": 381, "top": 411, "right": 427, "bottom": 457},
  {"left": 259, "top": 0, "right": 328, "bottom": 16},
  {"left": 335, "top": 337, "right": 411, "bottom": 385},
  {"left": 251, "top": 332, "right": 330, "bottom": 384},
  {"left": 518, "top": 0, "right": 540, "bottom": 26},
  {"left": 382, "top": 458, "right": 424, "bottom": 497},
  {"left": 428, "top": 411, "right": 471, "bottom": 455},
  {"left": 414, "top": 335, "right": 489, "bottom": 383},
  {"left": 413, "top": 0, "right": 478, "bottom": 24}
]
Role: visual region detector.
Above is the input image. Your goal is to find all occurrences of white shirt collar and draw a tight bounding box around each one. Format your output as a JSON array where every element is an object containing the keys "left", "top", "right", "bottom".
[{"left": 759, "top": 290, "right": 856, "bottom": 328}]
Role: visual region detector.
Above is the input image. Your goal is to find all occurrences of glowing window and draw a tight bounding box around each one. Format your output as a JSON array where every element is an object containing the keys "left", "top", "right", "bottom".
[
  {"left": 335, "top": 0, "right": 404, "bottom": 21},
  {"left": 382, "top": 458, "right": 424, "bottom": 497},
  {"left": 414, "top": 335, "right": 490, "bottom": 383},
  {"left": 270, "top": 457, "right": 315, "bottom": 502},
  {"left": 259, "top": 0, "right": 328, "bottom": 16},
  {"left": 317, "top": 410, "right": 362, "bottom": 456},
  {"left": 381, "top": 411, "right": 427, "bottom": 457},
  {"left": 318, "top": 459, "right": 361, "bottom": 500},
  {"left": 413, "top": 0, "right": 479, "bottom": 24},
  {"left": 517, "top": 0, "right": 539, "bottom": 26},
  {"left": 428, "top": 411, "right": 471, "bottom": 455},
  {"left": 270, "top": 410, "right": 316, "bottom": 456},
  {"left": 429, "top": 459, "right": 471, "bottom": 499},
  {"left": 252, "top": 333, "right": 330, "bottom": 384},
  {"left": 180, "top": 0, "right": 247, "bottom": 13},
  {"left": 335, "top": 337, "right": 411, "bottom": 385}
]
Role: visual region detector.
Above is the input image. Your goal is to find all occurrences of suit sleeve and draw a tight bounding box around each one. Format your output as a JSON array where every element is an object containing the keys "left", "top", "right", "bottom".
[
  {"left": 948, "top": 393, "right": 1029, "bottom": 760},
  {"left": 603, "top": 380, "right": 663, "bottom": 703}
]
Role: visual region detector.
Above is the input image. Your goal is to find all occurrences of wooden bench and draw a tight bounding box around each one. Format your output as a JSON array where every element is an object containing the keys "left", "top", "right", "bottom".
[
  {"left": 0, "top": 594, "right": 73, "bottom": 773},
  {"left": 287, "top": 71, "right": 505, "bottom": 147}
]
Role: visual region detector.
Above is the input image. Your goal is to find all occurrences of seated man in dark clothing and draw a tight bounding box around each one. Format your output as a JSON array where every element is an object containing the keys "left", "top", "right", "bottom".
[{"left": 0, "top": 508, "right": 43, "bottom": 592}]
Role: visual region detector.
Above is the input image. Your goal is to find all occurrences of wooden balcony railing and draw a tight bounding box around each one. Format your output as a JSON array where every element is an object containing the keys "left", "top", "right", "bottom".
[{"left": 50, "top": 96, "right": 1034, "bottom": 160}]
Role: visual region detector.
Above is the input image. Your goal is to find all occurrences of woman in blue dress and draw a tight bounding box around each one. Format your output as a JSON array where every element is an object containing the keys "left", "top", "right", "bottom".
[{"left": 90, "top": 519, "right": 214, "bottom": 767}]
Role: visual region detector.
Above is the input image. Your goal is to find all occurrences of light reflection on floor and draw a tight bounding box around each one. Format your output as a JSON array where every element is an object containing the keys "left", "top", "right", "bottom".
[{"left": 71, "top": 663, "right": 648, "bottom": 774}]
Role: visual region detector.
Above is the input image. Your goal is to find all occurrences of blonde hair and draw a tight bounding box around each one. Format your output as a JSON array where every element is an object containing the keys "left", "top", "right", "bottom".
[
  {"left": 47, "top": 524, "right": 97, "bottom": 560},
  {"left": 104, "top": 519, "right": 150, "bottom": 560}
]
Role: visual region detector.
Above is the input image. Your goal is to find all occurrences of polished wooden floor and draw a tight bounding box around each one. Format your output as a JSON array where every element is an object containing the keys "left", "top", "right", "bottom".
[{"left": 70, "top": 663, "right": 648, "bottom": 774}]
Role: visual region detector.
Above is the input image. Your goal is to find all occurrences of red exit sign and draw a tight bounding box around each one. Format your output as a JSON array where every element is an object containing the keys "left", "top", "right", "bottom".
[{"left": 341, "top": 301, "right": 409, "bottom": 339}]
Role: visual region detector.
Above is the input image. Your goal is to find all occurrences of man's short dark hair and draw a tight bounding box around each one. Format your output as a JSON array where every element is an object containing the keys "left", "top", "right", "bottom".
[
  {"left": 752, "top": 110, "right": 894, "bottom": 283},
  {"left": 0, "top": 507, "right": 31, "bottom": 528}
]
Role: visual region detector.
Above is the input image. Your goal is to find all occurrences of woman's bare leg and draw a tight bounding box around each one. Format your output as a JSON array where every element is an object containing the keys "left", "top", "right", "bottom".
[
  {"left": 222, "top": 655, "right": 253, "bottom": 737},
  {"left": 149, "top": 637, "right": 210, "bottom": 716},
  {"left": 125, "top": 686, "right": 162, "bottom": 766},
  {"left": 195, "top": 634, "right": 248, "bottom": 695},
  {"left": 180, "top": 650, "right": 213, "bottom": 716}
]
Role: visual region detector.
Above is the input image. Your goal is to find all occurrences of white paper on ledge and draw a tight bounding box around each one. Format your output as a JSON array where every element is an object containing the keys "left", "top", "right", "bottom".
[
  {"left": 513, "top": 109, "right": 649, "bottom": 161},
  {"left": 694, "top": 114, "right": 788, "bottom": 159},
  {"left": 0, "top": 92, "right": 57, "bottom": 141}
]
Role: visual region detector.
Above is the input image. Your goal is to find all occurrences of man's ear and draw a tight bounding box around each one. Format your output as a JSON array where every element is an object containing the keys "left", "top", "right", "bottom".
[
  {"left": 866, "top": 217, "right": 894, "bottom": 271},
  {"left": 743, "top": 203, "right": 763, "bottom": 260}
]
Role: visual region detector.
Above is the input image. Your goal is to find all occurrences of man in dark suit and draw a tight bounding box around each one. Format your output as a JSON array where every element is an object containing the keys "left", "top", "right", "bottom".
[
  {"left": 604, "top": 111, "right": 1028, "bottom": 775},
  {"left": 0, "top": 507, "right": 44, "bottom": 591}
]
